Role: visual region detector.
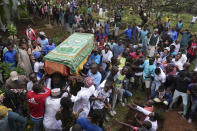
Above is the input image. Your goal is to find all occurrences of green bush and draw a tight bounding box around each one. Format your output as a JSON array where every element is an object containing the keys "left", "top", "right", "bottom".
[
  {"left": 19, "top": 9, "right": 29, "bottom": 18},
  {"left": 0, "top": 62, "right": 25, "bottom": 81},
  {"left": 79, "top": 5, "right": 88, "bottom": 14},
  {"left": 7, "top": 24, "right": 17, "bottom": 36}
]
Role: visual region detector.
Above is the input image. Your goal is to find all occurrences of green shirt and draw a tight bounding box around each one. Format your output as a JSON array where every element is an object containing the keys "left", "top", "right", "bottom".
[{"left": 115, "top": 73, "right": 125, "bottom": 88}]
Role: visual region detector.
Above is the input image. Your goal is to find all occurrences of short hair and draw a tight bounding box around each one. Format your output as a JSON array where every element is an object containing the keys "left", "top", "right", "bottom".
[
  {"left": 32, "top": 83, "right": 41, "bottom": 93},
  {"left": 90, "top": 109, "right": 102, "bottom": 123},
  {"left": 71, "top": 124, "right": 82, "bottom": 131},
  {"left": 29, "top": 72, "right": 36, "bottom": 79},
  {"left": 60, "top": 97, "right": 73, "bottom": 110},
  {"left": 155, "top": 68, "right": 161, "bottom": 74},
  {"left": 143, "top": 121, "right": 152, "bottom": 129}
]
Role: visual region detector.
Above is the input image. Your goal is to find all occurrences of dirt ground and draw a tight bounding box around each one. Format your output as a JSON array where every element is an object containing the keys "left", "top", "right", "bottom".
[
  {"left": 116, "top": 109, "right": 197, "bottom": 131},
  {"left": 163, "top": 111, "right": 197, "bottom": 131}
]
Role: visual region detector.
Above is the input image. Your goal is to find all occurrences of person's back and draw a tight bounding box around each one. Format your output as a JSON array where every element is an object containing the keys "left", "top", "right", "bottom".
[
  {"left": 44, "top": 96, "right": 62, "bottom": 130},
  {"left": 5, "top": 74, "right": 28, "bottom": 90},
  {"left": 27, "top": 86, "right": 51, "bottom": 119},
  {"left": 76, "top": 118, "right": 102, "bottom": 131}
]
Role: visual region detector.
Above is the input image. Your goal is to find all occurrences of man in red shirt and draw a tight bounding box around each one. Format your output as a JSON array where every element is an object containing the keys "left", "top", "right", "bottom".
[
  {"left": 130, "top": 49, "right": 143, "bottom": 60},
  {"left": 24, "top": 25, "right": 37, "bottom": 44},
  {"left": 27, "top": 83, "right": 51, "bottom": 131}
]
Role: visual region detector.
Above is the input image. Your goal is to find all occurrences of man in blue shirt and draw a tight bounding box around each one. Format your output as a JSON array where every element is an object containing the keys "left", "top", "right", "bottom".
[
  {"left": 140, "top": 57, "right": 156, "bottom": 99},
  {"left": 180, "top": 29, "right": 191, "bottom": 49},
  {"left": 84, "top": 50, "right": 101, "bottom": 70},
  {"left": 88, "top": 50, "right": 101, "bottom": 65},
  {"left": 4, "top": 44, "right": 17, "bottom": 68},
  {"left": 176, "top": 20, "right": 183, "bottom": 36},
  {"left": 113, "top": 40, "right": 124, "bottom": 57},
  {"left": 45, "top": 39, "right": 55, "bottom": 54},
  {"left": 88, "top": 63, "right": 102, "bottom": 89},
  {"left": 140, "top": 26, "right": 149, "bottom": 42},
  {"left": 125, "top": 25, "right": 132, "bottom": 42},
  {"left": 168, "top": 28, "right": 178, "bottom": 42},
  {"left": 105, "top": 21, "right": 110, "bottom": 37}
]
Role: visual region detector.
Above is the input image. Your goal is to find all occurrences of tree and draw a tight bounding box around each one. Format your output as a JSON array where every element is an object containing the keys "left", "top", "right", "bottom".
[{"left": 0, "top": 0, "right": 19, "bottom": 31}]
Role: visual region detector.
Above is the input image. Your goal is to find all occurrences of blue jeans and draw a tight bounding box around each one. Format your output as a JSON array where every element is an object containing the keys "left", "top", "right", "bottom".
[
  {"left": 123, "top": 89, "right": 132, "bottom": 97},
  {"left": 8, "top": 111, "right": 27, "bottom": 131},
  {"left": 151, "top": 80, "right": 161, "bottom": 96},
  {"left": 31, "top": 117, "right": 43, "bottom": 131},
  {"left": 189, "top": 98, "right": 197, "bottom": 119}
]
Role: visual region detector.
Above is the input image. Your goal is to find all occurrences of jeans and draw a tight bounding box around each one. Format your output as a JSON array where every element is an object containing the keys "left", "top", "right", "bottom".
[
  {"left": 134, "top": 75, "right": 141, "bottom": 89},
  {"left": 8, "top": 111, "right": 27, "bottom": 131},
  {"left": 169, "top": 90, "right": 188, "bottom": 116},
  {"left": 189, "top": 98, "right": 197, "bottom": 119},
  {"left": 31, "top": 116, "right": 43, "bottom": 131},
  {"left": 151, "top": 80, "right": 161, "bottom": 96},
  {"left": 143, "top": 46, "right": 149, "bottom": 56},
  {"left": 123, "top": 89, "right": 132, "bottom": 97},
  {"left": 111, "top": 87, "right": 123, "bottom": 110}
]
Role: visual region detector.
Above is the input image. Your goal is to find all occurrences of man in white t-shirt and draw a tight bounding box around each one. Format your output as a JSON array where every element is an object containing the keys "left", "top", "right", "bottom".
[
  {"left": 172, "top": 53, "right": 184, "bottom": 71},
  {"left": 101, "top": 45, "right": 113, "bottom": 71},
  {"left": 189, "top": 16, "right": 197, "bottom": 28},
  {"left": 27, "top": 73, "right": 38, "bottom": 91},
  {"left": 151, "top": 68, "right": 166, "bottom": 96}
]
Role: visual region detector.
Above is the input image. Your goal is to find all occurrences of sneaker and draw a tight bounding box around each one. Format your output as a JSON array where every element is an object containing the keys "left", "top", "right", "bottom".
[
  {"left": 181, "top": 115, "right": 186, "bottom": 120},
  {"left": 178, "top": 111, "right": 183, "bottom": 115},
  {"left": 121, "top": 102, "right": 125, "bottom": 107},
  {"left": 109, "top": 111, "right": 114, "bottom": 116},
  {"left": 112, "top": 110, "right": 117, "bottom": 115},
  {"left": 105, "top": 116, "right": 110, "bottom": 121},
  {"left": 188, "top": 118, "right": 192, "bottom": 123}
]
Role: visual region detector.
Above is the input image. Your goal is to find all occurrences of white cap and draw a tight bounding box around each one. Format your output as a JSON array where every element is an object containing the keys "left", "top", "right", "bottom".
[
  {"left": 10, "top": 71, "right": 18, "bottom": 81},
  {"left": 39, "top": 32, "right": 46, "bottom": 36},
  {"left": 164, "top": 47, "right": 170, "bottom": 52},
  {"left": 154, "top": 28, "right": 158, "bottom": 32},
  {"left": 51, "top": 88, "right": 61, "bottom": 97}
]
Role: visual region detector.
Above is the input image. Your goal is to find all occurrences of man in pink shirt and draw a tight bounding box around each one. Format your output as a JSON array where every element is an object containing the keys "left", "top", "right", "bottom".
[{"left": 130, "top": 49, "right": 143, "bottom": 60}]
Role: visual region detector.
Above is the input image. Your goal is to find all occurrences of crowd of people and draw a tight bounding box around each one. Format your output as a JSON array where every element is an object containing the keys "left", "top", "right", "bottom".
[{"left": 0, "top": 0, "right": 197, "bottom": 131}]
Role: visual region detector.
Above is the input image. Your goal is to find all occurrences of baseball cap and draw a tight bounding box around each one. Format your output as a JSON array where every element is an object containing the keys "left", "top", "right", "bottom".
[
  {"left": 10, "top": 71, "right": 18, "bottom": 81},
  {"left": 39, "top": 32, "right": 46, "bottom": 36}
]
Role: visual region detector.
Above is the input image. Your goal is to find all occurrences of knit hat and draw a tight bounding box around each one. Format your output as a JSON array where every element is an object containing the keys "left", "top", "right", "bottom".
[
  {"left": 0, "top": 105, "right": 9, "bottom": 119},
  {"left": 33, "top": 51, "right": 41, "bottom": 59},
  {"left": 84, "top": 77, "right": 94, "bottom": 87}
]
